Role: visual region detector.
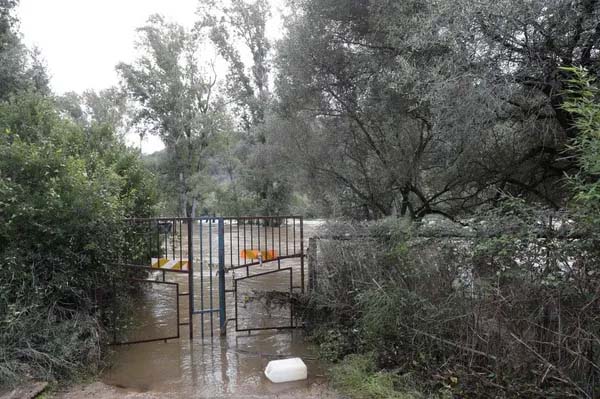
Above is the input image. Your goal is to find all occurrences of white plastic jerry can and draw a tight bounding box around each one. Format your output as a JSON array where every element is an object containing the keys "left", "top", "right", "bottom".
[{"left": 264, "top": 357, "right": 308, "bottom": 383}]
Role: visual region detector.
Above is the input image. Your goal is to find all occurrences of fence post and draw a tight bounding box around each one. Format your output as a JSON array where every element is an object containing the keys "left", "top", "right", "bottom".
[
  {"left": 218, "top": 217, "right": 226, "bottom": 336},
  {"left": 300, "top": 217, "right": 305, "bottom": 293},
  {"left": 308, "top": 237, "right": 317, "bottom": 292},
  {"left": 187, "top": 218, "right": 194, "bottom": 339}
]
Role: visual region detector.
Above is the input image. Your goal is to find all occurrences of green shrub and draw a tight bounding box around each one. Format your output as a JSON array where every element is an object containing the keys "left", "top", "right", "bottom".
[
  {"left": 309, "top": 326, "right": 354, "bottom": 362},
  {"left": 330, "top": 354, "right": 437, "bottom": 399},
  {"left": 561, "top": 66, "right": 600, "bottom": 226},
  {"left": 306, "top": 212, "right": 600, "bottom": 397},
  {"left": 0, "top": 92, "right": 157, "bottom": 385}
]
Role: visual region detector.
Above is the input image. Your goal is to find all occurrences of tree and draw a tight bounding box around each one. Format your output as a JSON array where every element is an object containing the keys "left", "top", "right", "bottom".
[
  {"left": 471, "top": 0, "right": 600, "bottom": 137},
  {"left": 117, "top": 15, "right": 226, "bottom": 217},
  {"left": 0, "top": 2, "right": 157, "bottom": 384},
  {"left": 275, "top": 0, "right": 599, "bottom": 219},
  {"left": 198, "top": 0, "right": 271, "bottom": 131},
  {"left": 57, "top": 88, "right": 128, "bottom": 133},
  {"left": 0, "top": 0, "right": 48, "bottom": 100},
  {"left": 197, "top": 0, "right": 293, "bottom": 217}
]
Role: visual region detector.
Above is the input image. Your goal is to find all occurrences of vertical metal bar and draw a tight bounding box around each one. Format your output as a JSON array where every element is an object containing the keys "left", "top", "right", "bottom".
[
  {"left": 244, "top": 219, "right": 249, "bottom": 276},
  {"left": 293, "top": 218, "right": 296, "bottom": 254},
  {"left": 172, "top": 218, "right": 175, "bottom": 259},
  {"left": 290, "top": 268, "right": 294, "bottom": 328},
  {"left": 308, "top": 237, "right": 317, "bottom": 292},
  {"left": 237, "top": 219, "right": 240, "bottom": 267},
  {"left": 176, "top": 282, "right": 180, "bottom": 339},
  {"left": 179, "top": 220, "right": 182, "bottom": 264},
  {"left": 147, "top": 221, "right": 151, "bottom": 264},
  {"left": 187, "top": 218, "right": 194, "bottom": 339},
  {"left": 278, "top": 218, "right": 281, "bottom": 257},
  {"left": 218, "top": 218, "right": 226, "bottom": 336},
  {"left": 229, "top": 219, "right": 233, "bottom": 268},
  {"left": 234, "top": 279, "right": 238, "bottom": 332},
  {"left": 285, "top": 218, "right": 289, "bottom": 256},
  {"left": 257, "top": 218, "right": 261, "bottom": 254},
  {"left": 164, "top": 225, "right": 168, "bottom": 259},
  {"left": 250, "top": 219, "right": 253, "bottom": 257},
  {"left": 209, "top": 218, "right": 214, "bottom": 337},
  {"left": 243, "top": 219, "right": 247, "bottom": 265},
  {"left": 300, "top": 217, "right": 305, "bottom": 293},
  {"left": 157, "top": 220, "right": 161, "bottom": 261},
  {"left": 200, "top": 219, "right": 204, "bottom": 339}
]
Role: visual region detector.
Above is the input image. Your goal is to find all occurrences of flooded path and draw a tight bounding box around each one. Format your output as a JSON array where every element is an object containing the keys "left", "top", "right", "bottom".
[
  {"left": 56, "top": 220, "right": 336, "bottom": 398},
  {"left": 96, "top": 330, "right": 334, "bottom": 398}
]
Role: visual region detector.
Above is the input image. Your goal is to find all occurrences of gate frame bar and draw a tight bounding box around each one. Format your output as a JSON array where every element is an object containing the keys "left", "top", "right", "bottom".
[
  {"left": 110, "top": 278, "right": 181, "bottom": 346},
  {"left": 218, "top": 217, "right": 227, "bottom": 335},
  {"left": 187, "top": 218, "right": 194, "bottom": 339},
  {"left": 233, "top": 267, "right": 294, "bottom": 332}
]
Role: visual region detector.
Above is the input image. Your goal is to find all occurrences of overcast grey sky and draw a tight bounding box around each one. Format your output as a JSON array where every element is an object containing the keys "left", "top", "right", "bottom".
[
  {"left": 18, "top": 0, "right": 200, "bottom": 152},
  {"left": 17, "top": 0, "right": 284, "bottom": 153},
  {"left": 19, "top": 0, "right": 198, "bottom": 94}
]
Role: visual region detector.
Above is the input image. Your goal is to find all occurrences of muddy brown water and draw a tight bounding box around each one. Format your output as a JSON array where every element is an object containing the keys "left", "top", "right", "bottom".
[{"left": 99, "top": 220, "right": 336, "bottom": 398}]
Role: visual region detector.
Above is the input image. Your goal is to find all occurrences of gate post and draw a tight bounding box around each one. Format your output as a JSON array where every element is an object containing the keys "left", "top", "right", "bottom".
[
  {"left": 300, "top": 217, "right": 305, "bottom": 293},
  {"left": 218, "top": 218, "right": 226, "bottom": 336},
  {"left": 187, "top": 218, "right": 194, "bottom": 339},
  {"left": 308, "top": 237, "right": 318, "bottom": 292}
]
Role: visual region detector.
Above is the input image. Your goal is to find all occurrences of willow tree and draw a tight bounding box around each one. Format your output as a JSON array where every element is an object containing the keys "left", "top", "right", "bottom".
[{"left": 117, "top": 15, "right": 227, "bottom": 217}]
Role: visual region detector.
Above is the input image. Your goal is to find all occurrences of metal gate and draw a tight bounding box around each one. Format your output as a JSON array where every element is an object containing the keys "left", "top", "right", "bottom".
[
  {"left": 221, "top": 217, "right": 305, "bottom": 333},
  {"left": 115, "top": 216, "right": 305, "bottom": 343}
]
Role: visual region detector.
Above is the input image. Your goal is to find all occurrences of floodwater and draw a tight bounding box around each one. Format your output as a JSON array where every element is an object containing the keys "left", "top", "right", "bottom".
[{"left": 99, "top": 220, "right": 335, "bottom": 398}]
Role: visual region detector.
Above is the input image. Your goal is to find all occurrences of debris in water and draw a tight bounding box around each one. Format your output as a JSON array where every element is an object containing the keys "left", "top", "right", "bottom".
[{"left": 264, "top": 357, "right": 308, "bottom": 383}]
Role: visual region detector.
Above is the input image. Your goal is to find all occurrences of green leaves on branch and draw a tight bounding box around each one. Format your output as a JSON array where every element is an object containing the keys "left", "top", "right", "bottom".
[
  {"left": 0, "top": 91, "right": 157, "bottom": 383},
  {"left": 560, "top": 67, "right": 600, "bottom": 224}
]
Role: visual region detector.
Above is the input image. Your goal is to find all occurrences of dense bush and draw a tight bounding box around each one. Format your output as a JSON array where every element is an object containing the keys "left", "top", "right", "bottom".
[
  {"left": 307, "top": 209, "right": 600, "bottom": 398},
  {"left": 0, "top": 92, "right": 157, "bottom": 384},
  {"left": 304, "top": 68, "right": 600, "bottom": 399}
]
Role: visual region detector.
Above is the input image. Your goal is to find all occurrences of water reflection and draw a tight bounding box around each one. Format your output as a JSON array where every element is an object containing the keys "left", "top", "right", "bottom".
[{"left": 103, "top": 330, "right": 328, "bottom": 397}]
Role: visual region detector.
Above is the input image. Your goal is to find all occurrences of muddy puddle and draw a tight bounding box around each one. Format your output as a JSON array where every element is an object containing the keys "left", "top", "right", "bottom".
[{"left": 99, "top": 220, "right": 334, "bottom": 398}]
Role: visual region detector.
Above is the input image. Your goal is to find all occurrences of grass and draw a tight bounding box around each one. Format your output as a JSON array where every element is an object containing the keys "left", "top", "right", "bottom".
[{"left": 329, "top": 354, "right": 440, "bottom": 399}]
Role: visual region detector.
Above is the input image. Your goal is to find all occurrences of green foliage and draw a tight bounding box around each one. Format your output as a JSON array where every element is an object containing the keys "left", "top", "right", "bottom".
[
  {"left": 197, "top": 1, "right": 295, "bottom": 217},
  {"left": 307, "top": 213, "right": 599, "bottom": 397},
  {"left": 275, "top": 0, "right": 599, "bottom": 219},
  {"left": 0, "top": 10, "right": 148, "bottom": 384},
  {"left": 309, "top": 326, "right": 353, "bottom": 362},
  {"left": 118, "top": 15, "right": 227, "bottom": 217},
  {"left": 561, "top": 67, "right": 600, "bottom": 225},
  {"left": 0, "top": 1, "right": 49, "bottom": 100},
  {"left": 330, "top": 354, "right": 437, "bottom": 399},
  {"left": 198, "top": 0, "right": 271, "bottom": 130},
  {"left": 0, "top": 91, "right": 157, "bottom": 384}
]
